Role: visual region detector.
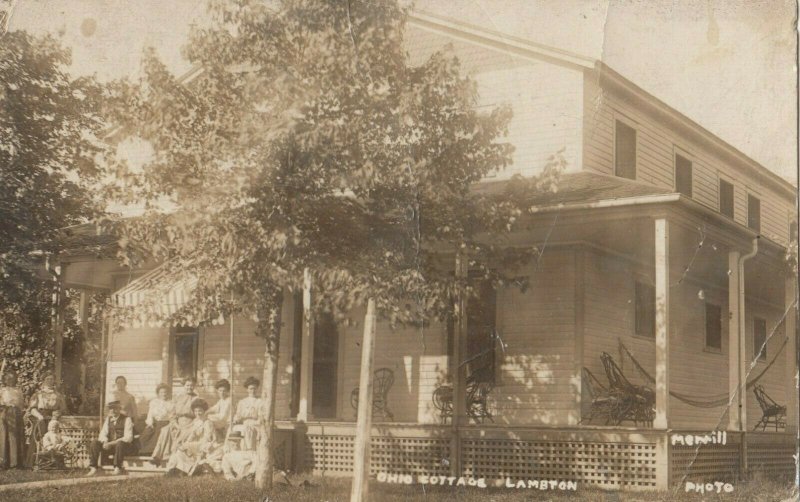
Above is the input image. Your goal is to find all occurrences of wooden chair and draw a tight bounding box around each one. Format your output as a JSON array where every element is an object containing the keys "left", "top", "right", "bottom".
[
  {"left": 351, "top": 368, "right": 394, "bottom": 421},
  {"left": 600, "top": 352, "right": 655, "bottom": 426},
  {"left": 432, "top": 385, "right": 453, "bottom": 424},
  {"left": 24, "top": 414, "right": 78, "bottom": 470},
  {"left": 753, "top": 385, "right": 786, "bottom": 431}
]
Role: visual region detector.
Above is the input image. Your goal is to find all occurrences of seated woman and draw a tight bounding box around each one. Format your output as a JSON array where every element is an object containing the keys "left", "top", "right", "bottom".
[
  {"left": 232, "top": 377, "right": 262, "bottom": 451},
  {"left": 111, "top": 376, "right": 138, "bottom": 420},
  {"left": 138, "top": 384, "right": 175, "bottom": 456},
  {"left": 39, "top": 420, "right": 74, "bottom": 468},
  {"left": 26, "top": 372, "right": 67, "bottom": 467},
  {"left": 150, "top": 377, "right": 199, "bottom": 465},
  {"left": 165, "top": 398, "right": 223, "bottom": 476}
]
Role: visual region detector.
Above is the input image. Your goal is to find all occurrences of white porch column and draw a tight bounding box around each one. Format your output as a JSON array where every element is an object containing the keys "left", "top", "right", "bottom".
[
  {"left": 728, "top": 250, "right": 742, "bottom": 431},
  {"left": 785, "top": 276, "right": 798, "bottom": 433},
  {"left": 297, "top": 268, "right": 314, "bottom": 422},
  {"left": 654, "top": 218, "right": 670, "bottom": 430}
]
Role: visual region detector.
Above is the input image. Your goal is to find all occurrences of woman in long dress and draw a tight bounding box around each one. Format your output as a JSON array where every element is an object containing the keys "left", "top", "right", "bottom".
[
  {"left": 0, "top": 372, "right": 25, "bottom": 469},
  {"left": 165, "top": 398, "right": 223, "bottom": 476},
  {"left": 150, "top": 377, "right": 199, "bottom": 464},
  {"left": 138, "top": 384, "right": 175, "bottom": 455},
  {"left": 26, "top": 372, "right": 67, "bottom": 467},
  {"left": 232, "top": 377, "right": 262, "bottom": 451}
]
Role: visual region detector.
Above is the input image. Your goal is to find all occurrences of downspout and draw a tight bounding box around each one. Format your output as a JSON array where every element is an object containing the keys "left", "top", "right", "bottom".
[{"left": 738, "top": 235, "right": 759, "bottom": 479}]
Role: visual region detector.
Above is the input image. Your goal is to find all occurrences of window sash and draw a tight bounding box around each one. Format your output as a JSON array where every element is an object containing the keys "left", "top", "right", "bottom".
[
  {"left": 635, "top": 281, "right": 655, "bottom": 338},
  {"left": 675, "top": 154, "right": 692, "bottom": 197},
  {"left": 704, "top": 303, "right": 722, "bottom": 350},
  {"left": 719, "top": 180, "right": 734, "bottom": 218},
  {"left": 748, "top": 195, "right": 761, "bottom": 232},
  {"left": 615, "top": 120, "right": 637, "bottom": 180}
]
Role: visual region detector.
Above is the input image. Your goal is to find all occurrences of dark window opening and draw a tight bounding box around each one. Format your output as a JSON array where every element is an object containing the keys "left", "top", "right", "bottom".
[
  {"left": 171, "top": 328, "right": 198, "bottom": 387},
  {"left": 635, "top": 281, "right": 655, "bottom": 338},
  {"left": 719, "top": 179, "right": 734, "bottom": 218},
  {"left": 748, "top": 194, "right": 761, "bottom": 232},
  {"left": 675, "top": 154, "right": 693, "bottom": 197},
  {"left": 705, "top": 303, "right": 722, "bottom": 350},
  {"left": 447, "top": 277, "right": 498, "bottom": 383},
  {"left": 311, "top": 312, "right": 339, "bottom": 418},
  {"left": 754, "top": 318, "right": 767, "bottom": 361},
  {"left": 615, "top": 120, "right": 637, "bottom": 180}
]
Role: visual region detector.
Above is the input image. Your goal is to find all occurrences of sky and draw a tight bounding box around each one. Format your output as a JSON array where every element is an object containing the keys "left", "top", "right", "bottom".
[{"left": 7, "top": 0, "right": 798, "bottom": 183}]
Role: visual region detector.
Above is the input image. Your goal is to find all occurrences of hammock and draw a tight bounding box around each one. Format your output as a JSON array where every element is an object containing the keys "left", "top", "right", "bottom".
[{"left": 617, "top": 337, "right": 788, "bottom": 408}]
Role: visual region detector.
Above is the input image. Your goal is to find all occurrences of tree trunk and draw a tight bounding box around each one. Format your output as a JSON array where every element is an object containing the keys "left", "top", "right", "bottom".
[{"left": 255, "top": 288, "right": 283, "bottom": 490}]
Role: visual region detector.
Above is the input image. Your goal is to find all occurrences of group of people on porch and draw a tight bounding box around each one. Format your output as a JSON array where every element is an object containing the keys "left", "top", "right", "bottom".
[{"left": 0, "top": 370, "right": 265, "bottom": 481}]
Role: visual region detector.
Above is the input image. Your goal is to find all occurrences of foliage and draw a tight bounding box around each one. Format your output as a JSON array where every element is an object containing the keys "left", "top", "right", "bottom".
[{"left": 0, "top": 30, "right": 103, "bottom": 404}]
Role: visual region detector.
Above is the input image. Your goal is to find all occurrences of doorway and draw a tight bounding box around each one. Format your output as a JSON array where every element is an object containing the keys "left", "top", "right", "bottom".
[{"left": 311, "top": 313, "right": 339, "bottom": 418}]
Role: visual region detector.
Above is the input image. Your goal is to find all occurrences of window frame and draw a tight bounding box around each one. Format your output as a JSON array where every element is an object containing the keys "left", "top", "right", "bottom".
[
  {"left": 703, "top": 302, "right": 722, "bottom": 353},
  {"left": 673, "top": 148, "right": 693, "bottom": 198},
  {"left": 169, "top": 327, "right": 199, "bottom": 388},
  {"left": 718, "top": 177, "right": 735, "bottom": 219},
  {"left": 753, "top": 317, "right": 767, "bottom": 362},
  {"left": 613, "top": 114, "right": 638, "bottom": 181},
  {"left": 634, "top": 280, "right": 655, "bottom": 339}
]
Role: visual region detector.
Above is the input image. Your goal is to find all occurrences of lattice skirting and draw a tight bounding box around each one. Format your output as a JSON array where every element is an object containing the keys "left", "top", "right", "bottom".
[
  {"left": 671, "top": 441, "right": 740, "bottom": 484},
  {"left": 302, "top": 434, "right": 451, "bottom": 477},
  {"left": 747, "top": 434, "right": 795, "bottom": 479},
  {"left": 461, "top": 439, "right": 657, "bottom": 489},
  {"left": 60, "top": 426, "right": 99, "bottom": 468}
]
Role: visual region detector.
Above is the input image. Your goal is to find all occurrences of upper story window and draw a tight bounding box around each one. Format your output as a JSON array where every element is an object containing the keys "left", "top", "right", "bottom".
[
  {"left": 753, "top": 317, "right": 767, "bottom": 361},
  {"left": 704, "top": 303, "right": 722, "bottom": 351},
  {"left": 615, "top": 119, "right": 637, "bottom": 180},
  {"left": 747, "top": 194, "right": 761, "bottom": 232},
  {"left": 675, "top": 154, "right": 693, "bottom": 197},
  {"left": 634, "top": 281, "right": 655, "bottom": 338},
  {"left": 719, "top": 179, "right": 734, "bottom": 218}
]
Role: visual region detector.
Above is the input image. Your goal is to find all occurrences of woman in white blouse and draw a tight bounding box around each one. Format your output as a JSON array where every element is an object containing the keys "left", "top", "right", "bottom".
[
  {"left": 232, "top": 377, "right": 262, "bottom": 451},
  {"left": 138, "top": 384, "right": 175, "bottom": 455}
]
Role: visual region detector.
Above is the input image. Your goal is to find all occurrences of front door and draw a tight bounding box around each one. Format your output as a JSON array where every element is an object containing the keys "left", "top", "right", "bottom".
[{"left": 311, "top": 313, "right": 338, "bottom": 418}]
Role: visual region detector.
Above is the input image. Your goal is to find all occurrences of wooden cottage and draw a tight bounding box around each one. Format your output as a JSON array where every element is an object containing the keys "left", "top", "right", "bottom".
[{"left": 59, "top": 11, "right": 797, "bottom": 490}]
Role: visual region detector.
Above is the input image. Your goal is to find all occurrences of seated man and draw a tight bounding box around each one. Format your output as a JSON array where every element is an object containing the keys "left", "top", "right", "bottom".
[
  {"left": 86, "top": 400, "right": 134, "bottom": 476},
  {"left": 38, "top": 419, "right": 73, "bottom": 468}
]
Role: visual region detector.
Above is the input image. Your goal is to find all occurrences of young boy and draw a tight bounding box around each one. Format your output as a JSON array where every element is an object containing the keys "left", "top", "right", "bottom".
[{"left": 40, "top": 420, "right": 73, "bottom": 467}]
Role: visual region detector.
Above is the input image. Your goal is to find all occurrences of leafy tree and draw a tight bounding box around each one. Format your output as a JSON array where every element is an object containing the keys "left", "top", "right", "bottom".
[
  {"left": 0, "top": 31, "right": 103, "bottom": 395},
  {"left": 106, "top": 0, "right": 561, "bottom": 489}
]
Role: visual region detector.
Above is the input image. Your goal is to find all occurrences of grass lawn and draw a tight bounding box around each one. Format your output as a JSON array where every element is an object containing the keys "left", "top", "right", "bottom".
[
  {"left": 0, "top": 468, "right": 89, "bottom": 486},
  {"left": 0, "top": 473, "right": 794, "bottom": 502}
]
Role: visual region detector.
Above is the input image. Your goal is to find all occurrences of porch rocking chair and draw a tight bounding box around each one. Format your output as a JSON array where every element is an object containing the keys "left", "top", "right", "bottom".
[
  {"left": 24, "top": 414, "right": 78, "bottom": 471},
  {"left": 465, "top": 366, "right": 494, "bottom": 424},
  {"left": 351, "top": 368, "right": 394, "bottom": 421},
  {"left": 432, "top": 385, "right": 454, "bottom": 424},
  {"left": 600, "top": 352, "right": 655, "bottom": 426},
  {"left": 580, "top": 367, "right": 620, "bottom": 425},
  {"left": 752, "top": 385, "right": 786, "bottom": 431}
]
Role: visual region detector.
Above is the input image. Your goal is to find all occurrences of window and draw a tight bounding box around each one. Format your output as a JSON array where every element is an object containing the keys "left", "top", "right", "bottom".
[
  {"left": 704, "top": 303, "right": 722, "bottom": 350},
  {"left": 675, "top": 154, "right": 693, "bottom": 197},
  {"left": 290, "top": 291, "right": 303, "bottom": 417},
  {"left": 719, "top": 179, "right": 734, "bottom": 218},
  {"left": 753, "top": 318, "right": 767, "bottom": 361},
  {"left": 312, "top": 312, "right": 339, "bottom": 418},
  {"left": 465, "top": 279, "right": 497, "bottom": 383},
  {"left": 747, "top": 194, "right": 761, "bottom": 232},
  {"left": 615, "top": 120, "right": 637, "bottom": 180},
  {"left": 635, "top": 281, "right": 655, "bottom": 338},
  {"left": 171, "top": 328, "right": 199, "bottom": 387}
]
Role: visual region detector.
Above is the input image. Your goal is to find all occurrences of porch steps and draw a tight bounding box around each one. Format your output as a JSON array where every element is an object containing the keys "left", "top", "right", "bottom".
[{"left": 100, "top": 456, "right": 166, "bottom": 473}]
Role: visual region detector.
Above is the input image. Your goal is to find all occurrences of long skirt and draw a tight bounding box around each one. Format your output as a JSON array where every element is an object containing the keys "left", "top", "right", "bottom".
[
  {"left": 166, "top": 441, "right": 223, "bottom": 475},
  {"left": 150, "top": 416, "right": 196, "bottom": 461},
  {"left": 138, "top": 420, "right": 169, "bottom": 456},
  {"left": 0, "top": 406, "right": 23, "bottom": 469}
]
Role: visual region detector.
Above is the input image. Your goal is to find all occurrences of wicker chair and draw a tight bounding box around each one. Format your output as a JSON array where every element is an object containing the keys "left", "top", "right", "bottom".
[
  {"left": 580, "top": 367, "right": 621, "bottom": 425},
  {"left": 24, "top": 414, "right": 78, "bottom": 470},
  {"left": 465, "top": 366, "right": 494, "bottom": 424},
  {"left": 351, "top": 368, "right": 394, "bottom": 421},
  {"left": 753, "top": 385, "right": 786, "bottom": 431},
  {"left": 432, "top": 385, "right": 454, "bottom": 424},
  {"left": 600, "top": 352, "right": 655, "bottom": 426}
]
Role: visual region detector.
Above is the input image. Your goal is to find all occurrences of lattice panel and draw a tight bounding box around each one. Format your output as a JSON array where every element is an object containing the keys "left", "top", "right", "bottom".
[
  {"left": 671, "top": 444, "right": 739, "bottom": 484},
  {"left": 61, "top": 427, "right": 98, "bottom": 468},
  {"left": 303, "top": 434, "right": 450, "bottom": 477},
  {"left": 748, "top": 442, "right": 794, "bottom": 478},
  {"left": 461, "top": 439, "right": 657, "bottom": 489}
]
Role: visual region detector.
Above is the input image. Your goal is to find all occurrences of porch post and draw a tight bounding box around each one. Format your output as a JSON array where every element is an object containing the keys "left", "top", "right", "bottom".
[
  {"left": 728, "top": 250, "right": 741, "bottom": 431},
  {"left": 653, "top": 218, "right": 670, "bottom": 490},
  {"left": 785, "top": 276, "right": 798, "bottom": 433},
  {"left": 450, "top": 252, "right": 468, "bottom": 477},
  {"left": 297, "top": 268, "right": 314, "bottom": 422},
  {"left": 653, "top": 218, "right": 669, "bottom": 429}
]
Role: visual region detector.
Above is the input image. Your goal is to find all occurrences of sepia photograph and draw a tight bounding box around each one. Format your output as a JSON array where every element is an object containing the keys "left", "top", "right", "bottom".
[{"left": 0, "top": 0, "right": 797, "bottom": 500}]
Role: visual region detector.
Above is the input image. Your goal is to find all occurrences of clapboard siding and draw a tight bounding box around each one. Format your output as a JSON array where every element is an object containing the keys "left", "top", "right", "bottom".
[
  {"left": 106, "top": 327, "right": 165, "bottom": 419},
  {"left": 493, "top": 251, "right": 576, "bottom": 426},
  {"left": 583, "top": 75, "right": 793, "bottom": 246},
  {"left": 744, "top": 302, "right": 787, "bottom": 431},
  {"left": 406, "top": 25, "right": 584, "bottom": 180}
]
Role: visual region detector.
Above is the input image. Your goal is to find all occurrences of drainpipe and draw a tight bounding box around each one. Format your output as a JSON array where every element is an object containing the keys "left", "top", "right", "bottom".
[{"left": 737, "top": 235, "right": 758, "bottom": 479}]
